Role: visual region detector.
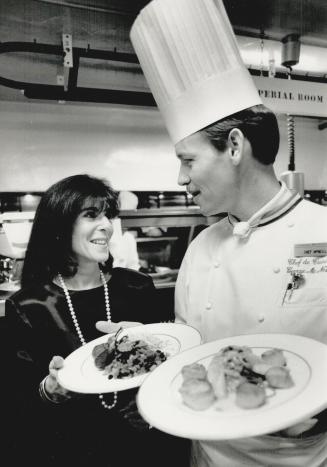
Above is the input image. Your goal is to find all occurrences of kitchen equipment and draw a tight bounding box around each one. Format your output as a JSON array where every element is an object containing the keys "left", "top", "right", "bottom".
[{"left": 0, "top": 211, "right": 34, "bottom": 259}]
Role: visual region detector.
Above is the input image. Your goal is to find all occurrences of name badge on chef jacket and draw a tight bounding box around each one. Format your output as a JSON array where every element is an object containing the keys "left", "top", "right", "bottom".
[
  {"left": 286, "top": 243, "right": 327, "bottom": 275},
  {"left": 294, "top": 243, "right": 327, "bottom": 257}
]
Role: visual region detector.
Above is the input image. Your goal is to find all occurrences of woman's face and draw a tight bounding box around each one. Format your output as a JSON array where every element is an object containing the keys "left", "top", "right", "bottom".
[{"left": 71, "top": 203, "right": 114, "bottom": 266}]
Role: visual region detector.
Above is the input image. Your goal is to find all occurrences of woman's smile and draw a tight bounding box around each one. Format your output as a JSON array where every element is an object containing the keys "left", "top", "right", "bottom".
[{"left": 90, "top": 238, "right": 109, "bottom": 246}]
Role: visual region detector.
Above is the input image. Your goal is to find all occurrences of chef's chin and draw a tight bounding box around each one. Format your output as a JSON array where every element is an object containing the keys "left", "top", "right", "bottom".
[{"left": 198, "top": 203, "right": 219, "bottom": 217}]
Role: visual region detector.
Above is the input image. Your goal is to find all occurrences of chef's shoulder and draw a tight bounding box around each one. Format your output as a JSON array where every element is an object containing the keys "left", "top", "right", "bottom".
[
  {"left": 300, "top": 198, "right": 327, "bottom": 217},
  {"left": 294, "top": 198, "right": 327, "bottom": 229}
]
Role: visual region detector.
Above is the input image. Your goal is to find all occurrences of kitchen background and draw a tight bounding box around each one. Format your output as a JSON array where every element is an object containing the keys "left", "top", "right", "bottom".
[{"left": 0, "top": 0, "right": 326, "bottom": 194}]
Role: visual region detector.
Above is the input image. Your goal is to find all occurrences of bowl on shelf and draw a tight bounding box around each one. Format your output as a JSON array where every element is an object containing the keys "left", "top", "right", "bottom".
[
  {"left": 149, "top": 266, "right": 178, "bottom": 282},
  {"left": 139, "top": 261, "right": 178, "bottom": 282}
]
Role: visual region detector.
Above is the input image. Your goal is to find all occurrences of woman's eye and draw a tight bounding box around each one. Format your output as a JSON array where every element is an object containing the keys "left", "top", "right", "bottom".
[{"left": 84, "top": 210, "right": 98, "bottom": 218}]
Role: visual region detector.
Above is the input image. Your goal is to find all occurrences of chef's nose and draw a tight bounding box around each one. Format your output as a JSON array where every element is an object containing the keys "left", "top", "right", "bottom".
[{"left": 178, "top": 166, "right": 190, "bottom": 186}]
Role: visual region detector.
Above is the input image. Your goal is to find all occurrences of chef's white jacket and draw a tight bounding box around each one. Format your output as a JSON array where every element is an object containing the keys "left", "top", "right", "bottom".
[{"left": 175, "top": 198, "right": 327, "bottom": 466}]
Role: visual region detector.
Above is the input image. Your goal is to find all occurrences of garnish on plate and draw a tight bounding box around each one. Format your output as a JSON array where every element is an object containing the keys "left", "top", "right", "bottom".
[{"left": 92, "top": 328, "right": 167, "bottom": 379}]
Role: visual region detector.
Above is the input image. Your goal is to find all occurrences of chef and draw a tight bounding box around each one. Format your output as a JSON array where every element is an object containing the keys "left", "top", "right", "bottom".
[{"left": 130, "top": 0, "right": 327, "bottom": 465}]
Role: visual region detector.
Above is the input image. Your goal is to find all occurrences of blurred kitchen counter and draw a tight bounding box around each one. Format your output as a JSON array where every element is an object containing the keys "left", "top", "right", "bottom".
[
  {"left": 0, "top": 291, "right": 13, "bottom": 317},
  {"left": 0, "top": 281, "right": 19, "bottom": 316}
]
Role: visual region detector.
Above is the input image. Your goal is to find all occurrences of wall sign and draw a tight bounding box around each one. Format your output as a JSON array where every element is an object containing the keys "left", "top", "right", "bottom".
[{"left": 253, "top": 76, "right": 327, "bottom": 117}]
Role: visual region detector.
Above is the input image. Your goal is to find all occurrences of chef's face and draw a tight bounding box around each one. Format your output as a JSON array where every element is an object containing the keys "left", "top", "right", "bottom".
[
  {"left": 71, "top": 203, "right": 114, "bottom": 266},
  {"left": 176, "top": 131, "right": 236, "bottom": 216}
]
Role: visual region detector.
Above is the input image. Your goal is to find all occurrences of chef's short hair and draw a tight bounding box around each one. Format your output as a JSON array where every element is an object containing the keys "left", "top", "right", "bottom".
[{"left": 202, "top": 104, "right": 280, "bottom": 165}]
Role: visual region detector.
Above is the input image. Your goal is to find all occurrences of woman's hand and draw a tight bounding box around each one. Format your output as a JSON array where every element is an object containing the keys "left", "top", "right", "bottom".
[
  {"left": 43, "top": 356, "right": 74, "bottom": 403},
  {"left": 95, "top": 321, "right": 142, "bottom": 334}
]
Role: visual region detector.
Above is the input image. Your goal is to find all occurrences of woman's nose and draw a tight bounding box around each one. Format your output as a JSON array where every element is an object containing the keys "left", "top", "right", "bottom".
[{"left": 98, "top": 214, "right": 113, "bottom": 231}]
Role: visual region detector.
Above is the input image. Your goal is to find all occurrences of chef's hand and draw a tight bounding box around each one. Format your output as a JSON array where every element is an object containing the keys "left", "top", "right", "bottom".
[
  {"left": 42, "top": 356, "right": 75, "bottom": 403},
  {"left": 277, "top": 418, "right": 318, "bottom": 437},
  {"left": 95, "top": 321, "right": 142, "bottom": 334}
]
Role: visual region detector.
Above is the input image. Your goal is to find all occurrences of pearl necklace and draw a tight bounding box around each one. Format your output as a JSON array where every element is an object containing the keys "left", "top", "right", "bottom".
[{"left": 58, "top": 270, "right": 118, "bottom": 410}]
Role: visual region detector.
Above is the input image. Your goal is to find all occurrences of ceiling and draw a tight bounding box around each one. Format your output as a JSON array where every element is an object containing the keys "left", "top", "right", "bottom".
[
  {"left": 0, "top": 0, "right": 326, "bottom": 104},
  {"left": 226, "top": 0, "right": 327, "bottom": 46}
]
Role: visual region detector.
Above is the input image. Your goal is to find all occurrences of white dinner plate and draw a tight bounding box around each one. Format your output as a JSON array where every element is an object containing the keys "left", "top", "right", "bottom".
[
  {"left": 137, "top": 333, "right": 327, "bottom": 440},
  {"left": 57, "top": 323, "right": 201, "bottom": 394}
]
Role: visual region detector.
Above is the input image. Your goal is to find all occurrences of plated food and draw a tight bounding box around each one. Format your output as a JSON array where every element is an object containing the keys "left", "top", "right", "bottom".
[
  {"left": 179, "top": 345, "right": 294, "bottom": 411},
  {"left": 137, "top": 334, "right": 323, "bottom": 440},
  {"left": 92, "top": 328, "right": 169, "bottom": 379},
  {"left": 57, "top": 322, "right": 202, "bottom": 393}
]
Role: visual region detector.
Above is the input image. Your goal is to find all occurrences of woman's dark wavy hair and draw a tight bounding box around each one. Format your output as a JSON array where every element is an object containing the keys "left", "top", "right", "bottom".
[
  {"left": 202, "top": 104, "right": 280, "bottom": 165},
  {"left": 21, "top": 174, "right": 119, "bottom": 288}
]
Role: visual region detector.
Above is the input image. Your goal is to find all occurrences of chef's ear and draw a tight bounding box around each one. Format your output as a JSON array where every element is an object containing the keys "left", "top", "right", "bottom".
[{"left": 227, "top": 128, "right": 244, "bottom": 166}]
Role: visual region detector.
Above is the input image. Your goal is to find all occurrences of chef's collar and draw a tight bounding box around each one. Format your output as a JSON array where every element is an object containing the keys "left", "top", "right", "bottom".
[{"left": 228, "top": 182, "right": 303, "bottom": 238}]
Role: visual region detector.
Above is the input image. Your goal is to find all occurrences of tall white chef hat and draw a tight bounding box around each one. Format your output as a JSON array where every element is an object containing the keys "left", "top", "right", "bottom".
[{"left": 130, "top": 0, "right": 262, "bottom": 145}]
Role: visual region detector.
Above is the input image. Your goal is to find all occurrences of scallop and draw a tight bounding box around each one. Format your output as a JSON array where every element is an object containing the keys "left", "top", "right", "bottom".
[
  {"left": 261, "top": 349, "right": 286, "bottom": 367},
  {"left": 235, "top": 382, "right": 266, "bottom": 409},
  {"left": 265, "top": 366, "right": 294, "bottom": 389},
  {"left": 252, "top": 362, "right": 273, "bottom": 375},
  {"left": 181, "top": 363, "right": 207, "bottom": 381},
  {"left": 179, "top": 379, "right": 216, "bottom": 410}
]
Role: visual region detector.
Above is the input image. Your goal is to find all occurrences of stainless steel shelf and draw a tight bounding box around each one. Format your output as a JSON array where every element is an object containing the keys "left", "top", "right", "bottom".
[
  {"left": 120, "top": 207, "right": 219, "bottom": 228},
  {"left": 136, "top": 236, "right": 178, "bottom": 243}
]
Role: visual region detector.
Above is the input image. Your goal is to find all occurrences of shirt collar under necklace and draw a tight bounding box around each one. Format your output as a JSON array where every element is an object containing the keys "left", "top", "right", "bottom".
[{"left": 228, "top": 181, "right": 302, "bottom": 239}]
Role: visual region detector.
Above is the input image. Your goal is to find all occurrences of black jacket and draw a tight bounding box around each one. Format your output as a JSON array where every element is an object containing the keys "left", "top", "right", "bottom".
[{"left": 3, "top": 268, "right": 189, "bottom": 467}]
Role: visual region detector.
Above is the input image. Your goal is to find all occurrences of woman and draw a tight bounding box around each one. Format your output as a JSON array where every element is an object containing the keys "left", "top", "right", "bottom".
[{"left": 4, "top": 174, "right": 189, "bottom": 467}]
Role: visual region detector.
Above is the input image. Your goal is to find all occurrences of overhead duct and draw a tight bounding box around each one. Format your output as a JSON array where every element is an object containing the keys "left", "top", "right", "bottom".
[{"left": 0, "top": 41, "right": 156, "bottom": 106}]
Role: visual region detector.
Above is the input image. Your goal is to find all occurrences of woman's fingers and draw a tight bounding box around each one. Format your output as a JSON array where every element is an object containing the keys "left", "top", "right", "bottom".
[
  {"left": 45, "top": 356, "right": 73, "bottom": 399},
  {"left": 49, "top": 355, "right": 65, "bottom": 370},
  {"left": 95, "top": 320, "right": 141, "bottom": 334},
  {"left": 120, "top": 321, "right": 142, "bottom": 328},
  {"left": 95, "top": 321, "right": 121, "bottom": 333},
  {"left": 48, "top": 356, "right": 64, "bottom": 382},
  {"left": 49, "top": 355, "right": 65, "bottom": 374}
]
